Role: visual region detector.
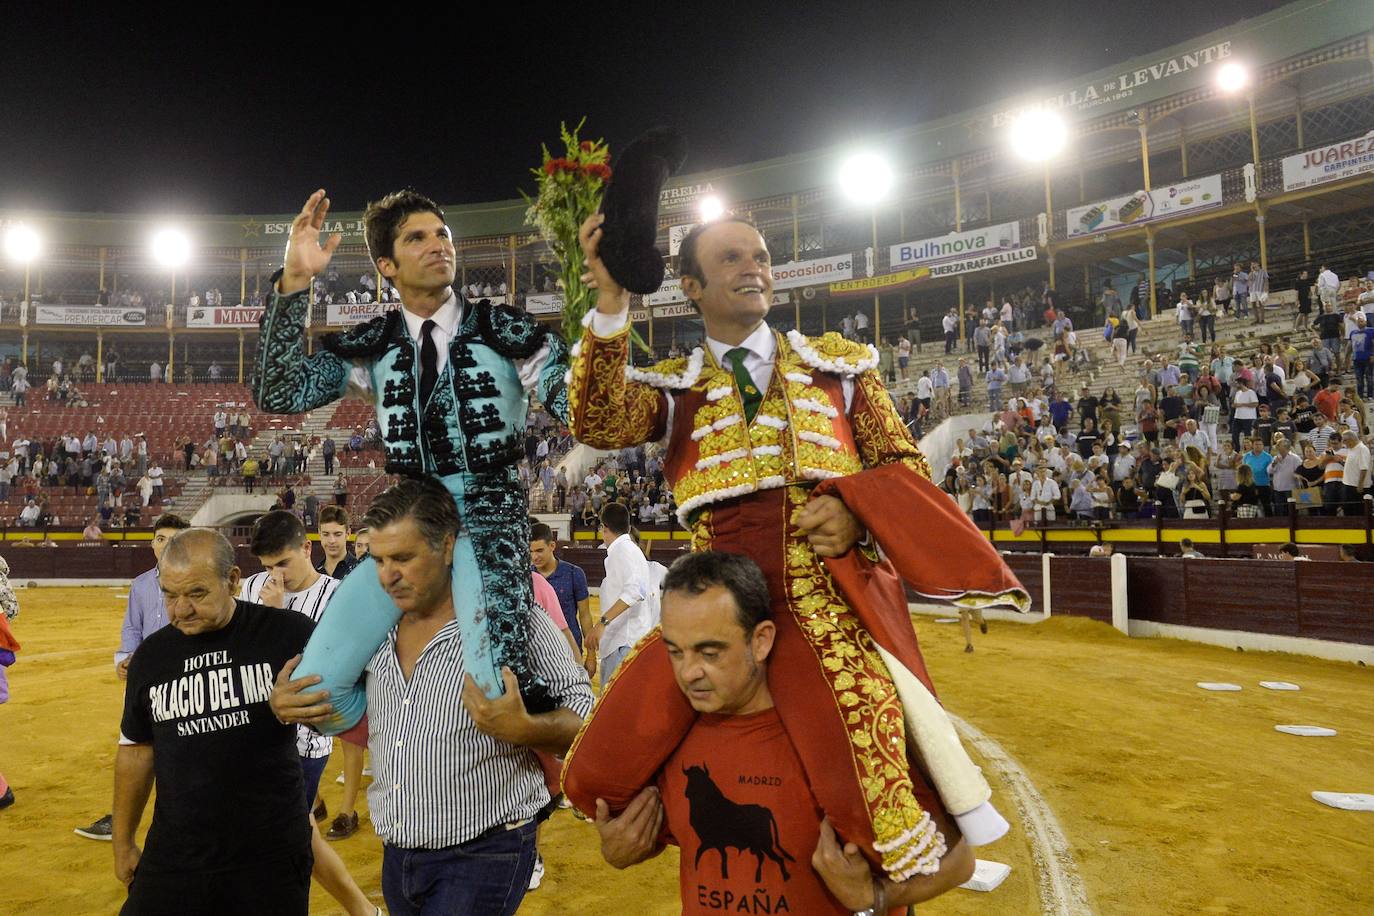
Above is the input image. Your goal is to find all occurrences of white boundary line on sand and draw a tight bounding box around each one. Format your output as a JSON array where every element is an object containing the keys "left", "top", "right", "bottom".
[{"left": 950, "top": 713, "right": 1094, "bottom": 916}]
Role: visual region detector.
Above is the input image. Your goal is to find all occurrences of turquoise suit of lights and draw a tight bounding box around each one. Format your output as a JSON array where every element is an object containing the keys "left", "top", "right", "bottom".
[{"left": 252, "top": 278, "right": 570, "bottom": 730}]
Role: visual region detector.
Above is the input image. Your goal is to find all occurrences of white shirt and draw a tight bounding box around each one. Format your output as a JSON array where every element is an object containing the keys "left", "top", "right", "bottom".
[
  {"left": 941, "top": 315, "right": 957, "bottom": 334},
  {"left": 1317, "top": 269, "right": 1339, "bottom": 293},
  {"left": 854, "top": 312, "right": 869, "bottom": 330},
  {"left": 591, "top": 312, "right": 856, "bottom": 446},
  {"left": 239, "top": 571, "right": 340, "bottom": 758},
  {"left": 915, "top": 377, "right": 933, "bottom": 399},
  {"left": 1343, "top": 441, "right": 1371, "bottom": 488},
  {"left": 1031, "top": 478, "right": 1061, "bottom": 505},
  {"left": 599, "top": 533, "right": 650, "bottom": 658},
  {"left": 1232, "top": 388, "right": 1259, "bottom": 420},
  {"left": 344, "top": 292, "right": 552, "bottom": 398}
]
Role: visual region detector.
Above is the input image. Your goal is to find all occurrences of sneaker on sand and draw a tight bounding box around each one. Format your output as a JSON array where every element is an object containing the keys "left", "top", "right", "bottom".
[
  {"left": 0, "top": 787, "right": 14, "bottom": 811},
  {"left": 528, "top": 854, "right": 545, "bottom": 891},
  {"left": 75, "top": 814, "right": 113, "bottom": 840},
  {"left": 326, "top": 811, "right": 359, "bottom": 841}
]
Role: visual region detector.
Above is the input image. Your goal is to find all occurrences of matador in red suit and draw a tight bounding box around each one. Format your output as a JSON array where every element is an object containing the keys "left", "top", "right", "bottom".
[{"left": 561, "top": 214, "right": 1029, "bottom": 881}]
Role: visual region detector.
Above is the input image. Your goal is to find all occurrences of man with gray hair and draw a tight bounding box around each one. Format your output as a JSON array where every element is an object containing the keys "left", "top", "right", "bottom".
[
  {"left": 113, "top": 528, "right": 317, "bottom": 915},
  {"left": 271, "top": 476, "right": 594, "bottom": 915}
]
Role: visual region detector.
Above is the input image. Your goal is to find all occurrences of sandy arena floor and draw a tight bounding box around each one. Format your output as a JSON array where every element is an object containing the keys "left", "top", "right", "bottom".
[{"left": 1, "top": 588, "right": 1371, "bottom": 914}]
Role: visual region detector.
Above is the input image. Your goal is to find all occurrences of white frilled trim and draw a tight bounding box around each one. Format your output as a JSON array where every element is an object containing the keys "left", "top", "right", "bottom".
[
  {"left": 784, "top": 371, "right": 813, "bottom": 385},
  {"left": 801, "top": 467, "right": 845, "bottom": 481},
  {"left": 754, "top": 413, "right": 788, "bottom": 430},
  {"left": 695, "top": 448, "right": 750, "bottom": 471},
  {"left": 691, "top": 412, "right": 742, "bottom": 442},
  {"left": 675, "top": 474, "right": 787, "bottom": 527},
  {"left": 751, "top": 445, "right": 782, "bottom": 457},
  {"left": 786, "top": 328, "right": 880, "bottom": 375},
  {"left": 623, "top": 347, "right": 705, "bottom": 390},
  {"left": 705, "top": 385, "right": 733, "bottom": 402},
  {"left": 563, "top": 369, "right": 573, "bottom": 385},
  {"left": 792, "top": 396, "right": 839, "bottom": 418},
  {"left": 570, "top": 340, "right": 583, "bottom": 358},
  {"left": 797, "top": 430, "right": 842, "bottom": 450}
]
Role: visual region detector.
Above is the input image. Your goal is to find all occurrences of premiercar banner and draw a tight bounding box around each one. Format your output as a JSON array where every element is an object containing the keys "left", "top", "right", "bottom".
[
  {"left": 35, "top": 305, "right": 146, "bottom": 326},
  {"left": 1067, "top": 174, "right": 1222, "bottom": 237}
]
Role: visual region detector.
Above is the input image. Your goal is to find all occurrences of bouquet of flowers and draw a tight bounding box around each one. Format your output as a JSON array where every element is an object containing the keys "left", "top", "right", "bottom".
[{"left": 523, "top": 119, "right": 612, "bottom": 343}]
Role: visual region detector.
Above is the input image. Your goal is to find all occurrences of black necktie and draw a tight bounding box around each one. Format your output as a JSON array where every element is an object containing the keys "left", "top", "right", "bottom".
[{"left": 419, "top": 319, "right": 438, "bottom": 407}]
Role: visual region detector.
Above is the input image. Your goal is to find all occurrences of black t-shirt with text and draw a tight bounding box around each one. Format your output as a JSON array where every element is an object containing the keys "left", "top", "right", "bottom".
[{"left": 121, "top": 600, "right": 314, "bottom": 874}]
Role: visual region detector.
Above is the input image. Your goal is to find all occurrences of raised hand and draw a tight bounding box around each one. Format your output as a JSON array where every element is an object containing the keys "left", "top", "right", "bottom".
[
  {"left": 279, "top": 189, "right": 344, "bottom": 295},
  {"left": 578, "top": 213, "right": 630, "bottom": 315}
]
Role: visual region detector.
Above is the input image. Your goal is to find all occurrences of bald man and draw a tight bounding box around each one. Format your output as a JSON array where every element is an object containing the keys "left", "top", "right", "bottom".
[{"left": 113, "top": 529, "right": 317, "bottom": 916}]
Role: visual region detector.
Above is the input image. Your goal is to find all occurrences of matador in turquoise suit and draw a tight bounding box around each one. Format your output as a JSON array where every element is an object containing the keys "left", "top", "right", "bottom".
[{"left": 253, "top": 189, "right": 570, "bottom": 724}]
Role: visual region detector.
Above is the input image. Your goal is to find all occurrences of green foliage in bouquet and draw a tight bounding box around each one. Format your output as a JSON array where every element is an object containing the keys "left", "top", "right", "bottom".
[{"left": 522, "top": 119, "right": 612, "bottom": 344}]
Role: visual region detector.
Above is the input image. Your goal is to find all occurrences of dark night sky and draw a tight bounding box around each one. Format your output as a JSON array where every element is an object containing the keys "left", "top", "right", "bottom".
[{"left": 1, "top": 0, "right": 1291, "bottom": 216}]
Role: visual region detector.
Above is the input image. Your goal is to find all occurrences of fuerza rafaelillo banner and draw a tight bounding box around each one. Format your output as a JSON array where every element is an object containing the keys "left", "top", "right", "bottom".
[{"left": 889, "top": 222, "right": 1021, "bottom": 269}]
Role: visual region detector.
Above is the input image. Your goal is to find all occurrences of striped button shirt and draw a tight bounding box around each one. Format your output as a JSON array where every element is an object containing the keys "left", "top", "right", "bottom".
[
  {"left": 364, "top": 604, "right": 594, "bottom": 850},
  {"left": 239, "top": 571, "right": 339, "bottom": 758}
]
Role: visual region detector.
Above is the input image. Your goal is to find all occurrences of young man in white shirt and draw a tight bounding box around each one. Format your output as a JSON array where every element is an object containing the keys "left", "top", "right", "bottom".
[
  {"left": 1230, "top": 377, "right": 1259, "bottom": 449},
  {"left": 238, "top": 511, "right": 376, "bottom": 916},
  {"left": 587, "top": 502, "right": 649, "bottom": 687},
  {"left": 1030, "top": 467, "right": 1061, "bottom": 522},
  {"left": 1340, "top": 430, "right": 1371, "bottom": 513},
  {"left": 1316, "top": 264, "right": 1340, "bottom": 312}
]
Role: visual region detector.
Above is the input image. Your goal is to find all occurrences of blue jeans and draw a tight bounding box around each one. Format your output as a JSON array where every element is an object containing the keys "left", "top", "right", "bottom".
[
  {"left": 382, "top": 821, "right": 536, "bottom": 916},
  {"left": 300, "top": 754, "right": 329, "bottom": 807},
  {"left": 600, "top": 644, "right": 632, "bottom": 688}
]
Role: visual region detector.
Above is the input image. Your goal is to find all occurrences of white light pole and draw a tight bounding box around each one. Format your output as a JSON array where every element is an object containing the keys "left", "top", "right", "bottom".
[
  {"left": 152, "top": 228, "right": 191, "bottom": 382},
  {"left": 4, "top": 224, "right": 42, "bottom": 367},
  {"left": 1217, "top": 62, "right": 1267, "bottom": 271},
  {"left": 1009, "top": 109, "right": 1069, "bottom": 299},
  {"left": 839, "top": 151, "right": 895, "bottom": 341}
]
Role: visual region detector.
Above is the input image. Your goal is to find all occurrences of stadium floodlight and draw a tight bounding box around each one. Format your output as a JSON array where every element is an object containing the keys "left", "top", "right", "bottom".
[
  {"left": 151, "top": 227, "right": 191, "bottom": 268},
  {"left": 699, "top": 195, "right": 726, "bottom": 222},
  {"left": 1216, "top": 61, "right": 1250, "bottom": 95},
  {"left": 3, "top": 224, "right": 41, "bottom": 264},
  {"left": 838, "top": 152, "right": 895, "bottom": 205},
  {"left": 1008, "top": 109, "right": 1068, "bottom": 162}
]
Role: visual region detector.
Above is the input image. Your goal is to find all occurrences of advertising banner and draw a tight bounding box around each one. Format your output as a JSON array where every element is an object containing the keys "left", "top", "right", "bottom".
[
  {"left": 525, "top": 293, "right": 563, "bottom": 315},
  {"left": 644, "top": 279, "right": 686, "bottom": 306},
  {"left": 889, "top": 222, "right": 1021, "bottom": 269},
  {"left": 925, "top": 246, "right": 1039, "bottom": 277},
  {"left": 770, "top": 253, "right": 855, "bottom": 291},
  {"left": 186, "top": 305, "right": 264, "bottom": 328},
  {"left": 1067, "top": 174, "right": 1222, "bottom": 237},
  {"left": 325, "top": 301, "right": 398, "bottom": 325},
  {"left": 1281, "top": 130, "right": 1374, "bottom": 192},
  {"left": 650, "top": 302, "right": 697, "bottom": 319},
  {"left": 34, "top": 305, "right": 146, "bottom": 327},
  {"left": 828, "top": 266, "right": 930, "bottom": 299}
]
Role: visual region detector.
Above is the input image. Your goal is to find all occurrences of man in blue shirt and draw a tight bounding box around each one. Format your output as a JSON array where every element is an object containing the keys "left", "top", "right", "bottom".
[
  {"left": 1048, "top": 392, "right": 1073, "bottom": 432},
  {"left": 1241, "top": 439, "right": 1274, "bottom": 516},
  {"left": 529, "top": 522, "right": 593, "bottom": 677},
  {"left": 74, "top": 513, "right": 191, "bottom": 842},
  {"left": 1349, "top": 313, "right": 1374, "bottom": 399}
]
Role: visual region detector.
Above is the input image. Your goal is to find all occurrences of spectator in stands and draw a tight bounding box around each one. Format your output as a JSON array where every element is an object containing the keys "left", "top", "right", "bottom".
[
  {"left": 1248, "top": 260, "right": 1270, "bottom": 325},
  {"left": 1349, "top": 313, "right": 1374, "bottom": 399},
  {"left": 347, "top": 429, "right": 364, "bottom": 452},
  {"left": 149, "top": 360, "right": 162, "bottom": 384},
  {"left": 1340, "top": 430, "right": 1371, "bottom": 515},
  {"left": 1231, "top": 264, "right": 1249, "bottom": 320},
  {"left": 241, "top": 455, "right": 260, "bottom": 493},
  {"left": 332, "top": 473, "right": 348, "bottom": 507},
  {"left": 1316, "top": 263, "right": 1340, "bottom": 312},
  {"left": 82, "top": 517, "right": 104, "bottom": 542},
  {"left": 214, "top": 408, "right": 227, "bottom": 438},
  {"left": 321, "top": 435, "right": 336, "bottom": 476}
]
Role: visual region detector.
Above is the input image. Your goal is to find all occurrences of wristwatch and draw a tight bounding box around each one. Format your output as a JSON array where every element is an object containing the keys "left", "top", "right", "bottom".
[{"left": 599, "top": 613, "right": 610, "bottom": 627}]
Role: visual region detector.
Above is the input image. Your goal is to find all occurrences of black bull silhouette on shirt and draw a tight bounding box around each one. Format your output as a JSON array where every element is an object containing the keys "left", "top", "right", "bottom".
[{"left": 683, "top": 763, "right": 795, "bottom": 883}]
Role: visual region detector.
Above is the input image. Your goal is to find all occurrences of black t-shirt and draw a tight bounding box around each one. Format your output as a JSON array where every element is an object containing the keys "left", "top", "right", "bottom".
[
  {"left": 316, "top": 551, "right": 359, "bottom": 581},
  {"left": 1316, "top": 312, "right": 1343, "bottom": 339},
  {"left": 121, "top": 600, "right": 314, "bottom": 874}
]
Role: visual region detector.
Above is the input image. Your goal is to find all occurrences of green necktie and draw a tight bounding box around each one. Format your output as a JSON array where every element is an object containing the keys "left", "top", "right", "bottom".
[{"left": 726, "top": 347, "right": 762, "bottom": 423}]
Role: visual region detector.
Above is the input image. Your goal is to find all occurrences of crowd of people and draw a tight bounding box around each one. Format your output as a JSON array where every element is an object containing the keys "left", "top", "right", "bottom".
[{"left": 935, "top": 273, "right": 1374, "bottom": 524}]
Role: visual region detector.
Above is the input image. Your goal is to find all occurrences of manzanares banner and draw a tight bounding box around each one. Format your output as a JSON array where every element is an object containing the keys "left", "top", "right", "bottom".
[
  {"left": 186, "top": 306, "right": 264, "bottom": 328},
  {"left": 1281, "top": 129, "right": 1374, "bottom": 192},
  {"left": 889, "top": 222, "right": 1020, "bottom": 269},
  {"left": 1067, "top": 174, "right": 1222, "bottom": 237},
  {"left": 828, "top": 266, "right": 930, "bottom": 299}
]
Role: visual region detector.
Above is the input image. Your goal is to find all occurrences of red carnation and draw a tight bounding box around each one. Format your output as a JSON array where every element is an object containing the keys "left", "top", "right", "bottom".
[
  {"left": 580, "top": 141, "right": 594, "bottom": 152},
  {"left": 584, "top": 163, "right": 612, "bottom": 181}
]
